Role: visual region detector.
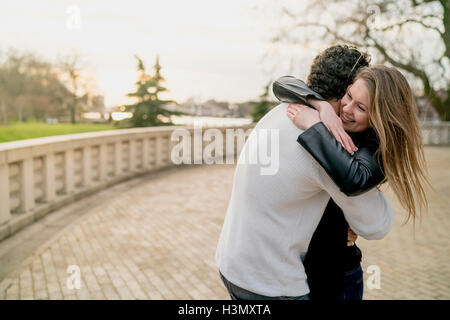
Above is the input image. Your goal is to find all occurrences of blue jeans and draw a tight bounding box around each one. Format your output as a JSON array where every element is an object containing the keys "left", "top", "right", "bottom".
[
  {"left": 220, "top": 272, "right": 310, "bottom": 300},
  {"left": 337, "top": 264, "right": 364, "bottom": 300}
]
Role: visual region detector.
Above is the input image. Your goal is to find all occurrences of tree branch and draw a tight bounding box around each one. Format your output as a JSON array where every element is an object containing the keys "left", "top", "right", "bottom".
[
  {"left": 369, "top": 35, "right": 447, "bottom": 116},
  {"left": 375, "top": 16, "right": 443, "bottom": 36},
  {"left": 291, "top": 22, "right": 366, "bottom": 47},
  {"left": 412, "top": 0, "right": 441, "bottom": 6}
]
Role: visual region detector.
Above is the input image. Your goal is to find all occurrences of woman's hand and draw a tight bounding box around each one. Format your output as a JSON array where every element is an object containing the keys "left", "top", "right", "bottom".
[
  {"left": 286, "top": 104, "right": 320, "bottom": 130},
  {"left": 287, "top": 103, "right": 357, "bottom": 154},
  {"left": 317, "top": 103, "right": 358, "bottom": 154},
  {"left": 347, "top": 227, "right": 358, "bottom": 246}
]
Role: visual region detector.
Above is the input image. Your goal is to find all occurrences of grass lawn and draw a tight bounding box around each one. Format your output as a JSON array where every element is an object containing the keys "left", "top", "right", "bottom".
[{"left": 0, "top": 122, "right": 117, "bottom": 143}]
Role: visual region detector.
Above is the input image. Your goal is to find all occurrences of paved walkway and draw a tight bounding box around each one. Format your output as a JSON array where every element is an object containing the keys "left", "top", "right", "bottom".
[{"left": 0, "top": 147, "right": 449, "bottom": 300}]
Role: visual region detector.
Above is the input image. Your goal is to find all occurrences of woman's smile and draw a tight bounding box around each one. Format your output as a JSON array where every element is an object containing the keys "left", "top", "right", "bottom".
[{"left": 340, "top": 112, "right": 354, "bottom": 123}]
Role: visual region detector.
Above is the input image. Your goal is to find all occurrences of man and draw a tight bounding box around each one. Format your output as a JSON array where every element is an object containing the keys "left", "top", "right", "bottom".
[
  {"left": 274, "top": 46, "right": 384, "bottom": 300},
  {"left": 215, "top": 45, "right": 392, "bottom": 300}
]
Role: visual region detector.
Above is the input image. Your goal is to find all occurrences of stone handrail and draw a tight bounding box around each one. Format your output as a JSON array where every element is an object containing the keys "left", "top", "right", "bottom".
[
  {"left": 421, "top": 121, "right": 450, "bottom": 145},
  {"left": 0, "top": 124, "right": 255, "bottom": 241},
  {"left": 0, "top": 121, "right": 448, "bottom": 242}
]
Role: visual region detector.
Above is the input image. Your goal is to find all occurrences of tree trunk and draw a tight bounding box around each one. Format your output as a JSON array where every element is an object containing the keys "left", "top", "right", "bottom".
[
  {"left": 442, "top": 98, "right": 450, "bottom": 121},
  {"left": 70, "top": 101, "right": 76, "bottom": 124},
  {"left": 18, "top": 105, "right": 22, "bottom": 123},
  {"left": 0, "top": 100, "right": 7, "bottom": 125}
]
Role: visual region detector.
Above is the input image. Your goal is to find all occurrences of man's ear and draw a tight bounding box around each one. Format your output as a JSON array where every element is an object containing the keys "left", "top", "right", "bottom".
[{"left": 346, "top": 84, "right": 352, "bottom": 92}]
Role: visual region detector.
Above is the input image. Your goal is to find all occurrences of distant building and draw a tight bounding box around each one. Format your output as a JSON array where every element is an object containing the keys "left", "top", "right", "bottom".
[
  {"left": 201, "top": 99, "right": 233, "bottom": 117},
  {"left": 151, "top": 97, "right": 279, "bottom": 119},
  {"left": 90, "top": 95, "right": 105, "bottom": 113},
  {"left": 82, "top": 95, "right": 108, "bottom": 121},
  {"left": 166, "top": 98, "right": 236, "bottom": 117},
  {"left": 234, "top": 102, "right": 255, "bottom": 118}
]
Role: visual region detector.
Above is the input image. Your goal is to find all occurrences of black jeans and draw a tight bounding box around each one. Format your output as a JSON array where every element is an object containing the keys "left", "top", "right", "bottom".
[
  {"left": 219, "top": 272, "right": 310, "bottom": 300},
  {"left": 337, "top": 264, "right": 364, "bottom": 300}
]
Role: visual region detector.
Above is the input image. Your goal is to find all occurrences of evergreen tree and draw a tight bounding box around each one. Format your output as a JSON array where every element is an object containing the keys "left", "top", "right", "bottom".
[
  {"left": 124, "top": 54, "right": 177, "bottom": 127},
  {"left": 250, "top": 82, "right": 277, "bottom": 123}
]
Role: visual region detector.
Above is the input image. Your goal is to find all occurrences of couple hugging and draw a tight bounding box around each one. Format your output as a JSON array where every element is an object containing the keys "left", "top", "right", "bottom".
[{"left": 215, "top": 44, "right": 429, "bottom": 300}]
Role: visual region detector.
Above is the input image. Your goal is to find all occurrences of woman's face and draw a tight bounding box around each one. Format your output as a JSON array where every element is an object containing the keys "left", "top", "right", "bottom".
[{"left": 340, "top": 79, "right": 371, "bottom": 132}]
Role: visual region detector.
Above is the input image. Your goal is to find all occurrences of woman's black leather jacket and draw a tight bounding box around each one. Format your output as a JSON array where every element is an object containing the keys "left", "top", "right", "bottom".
[{"left": 273, "top": 76, "right": 385, "bottom": 195}]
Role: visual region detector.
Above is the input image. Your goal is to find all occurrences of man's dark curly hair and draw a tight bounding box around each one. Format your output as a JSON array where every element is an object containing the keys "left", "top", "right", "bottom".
[{"left": 306, "top": 44, "right": 371, "bottom": 100}]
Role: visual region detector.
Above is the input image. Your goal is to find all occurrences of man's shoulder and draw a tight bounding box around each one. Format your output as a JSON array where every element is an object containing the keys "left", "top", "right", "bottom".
[{"left": 254, "top": 103, "right": 297, "bottom": 131}]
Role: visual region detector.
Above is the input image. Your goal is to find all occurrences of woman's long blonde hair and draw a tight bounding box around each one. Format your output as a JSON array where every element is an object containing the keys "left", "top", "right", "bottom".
[{"left": 355, "top": 65, "right": 430, "bottom": 224}]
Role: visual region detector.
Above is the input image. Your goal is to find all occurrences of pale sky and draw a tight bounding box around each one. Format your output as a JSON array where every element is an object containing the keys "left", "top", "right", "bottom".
[{"left": 0, "top": 0, "right": 317, "bottom": 108}]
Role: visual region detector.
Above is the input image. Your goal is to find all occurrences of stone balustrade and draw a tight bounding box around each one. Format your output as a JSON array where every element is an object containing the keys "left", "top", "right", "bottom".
[
  {"left": 0, "top": 121, "right": 448, "bottom": 242},
  {"left": 0, "top": 124, "right": 254, "bottom": 241}
]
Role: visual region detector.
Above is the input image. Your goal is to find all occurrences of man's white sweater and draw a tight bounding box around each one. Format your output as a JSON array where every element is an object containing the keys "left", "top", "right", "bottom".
[{"left": 215, "top": 103, "right": 393, "bottom": 297}]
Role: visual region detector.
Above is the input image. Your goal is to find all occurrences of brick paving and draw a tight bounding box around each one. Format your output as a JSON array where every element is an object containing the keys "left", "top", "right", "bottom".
[{"left": 0, "top": 146, "right": 449, "bottom": 300}]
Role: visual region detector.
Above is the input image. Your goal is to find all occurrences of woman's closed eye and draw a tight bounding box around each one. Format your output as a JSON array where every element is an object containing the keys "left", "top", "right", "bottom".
[{"left": 347, "top": 91, "right": 366, "bottom": 112}]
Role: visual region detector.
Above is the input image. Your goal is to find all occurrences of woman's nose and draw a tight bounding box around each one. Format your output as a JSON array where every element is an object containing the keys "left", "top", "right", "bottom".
[{"left": 342, "top": 102, "right": 353, "bottom": 113}]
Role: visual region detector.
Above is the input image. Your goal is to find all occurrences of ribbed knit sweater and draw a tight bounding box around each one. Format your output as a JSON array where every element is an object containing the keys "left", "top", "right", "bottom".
[{"left": 215, "top": 103, "right": 393, "bottom": 297}]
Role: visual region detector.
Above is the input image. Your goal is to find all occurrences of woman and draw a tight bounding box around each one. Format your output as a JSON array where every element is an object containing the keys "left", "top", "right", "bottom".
[{"left": 277, "top": 65, "right": 429, "bottom": 299}]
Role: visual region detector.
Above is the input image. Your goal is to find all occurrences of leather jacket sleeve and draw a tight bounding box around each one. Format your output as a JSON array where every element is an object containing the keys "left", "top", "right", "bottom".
[
  {"left": 272, "top": 76, "right": 324, "bottom": 109},
  {"left": 297, "top": 122, "right": 385, "bottom": 196},
  {"left": 272, "top": 75, "right": 385, "bottom": 195}
]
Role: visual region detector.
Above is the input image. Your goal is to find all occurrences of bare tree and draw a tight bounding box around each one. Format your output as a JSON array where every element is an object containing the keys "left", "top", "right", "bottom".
[
  {"left": 273, "top": 0, "right": 450, "bottom": 120},
  {"left": 0, "top": 49, "right": 72, "bottom": 123},
  {"left": 57, "top": 52, "right": 93, "bottom": 123}
]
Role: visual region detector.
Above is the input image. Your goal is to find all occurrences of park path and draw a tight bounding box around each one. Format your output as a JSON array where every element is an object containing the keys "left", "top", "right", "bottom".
[{"left": 0, "top": 147, "right": 449, "bottom": 300}]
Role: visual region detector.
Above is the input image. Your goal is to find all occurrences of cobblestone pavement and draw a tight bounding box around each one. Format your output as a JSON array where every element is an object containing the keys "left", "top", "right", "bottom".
[{"left": 0, "top": 147, "right": 449, "bottom": 300}]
